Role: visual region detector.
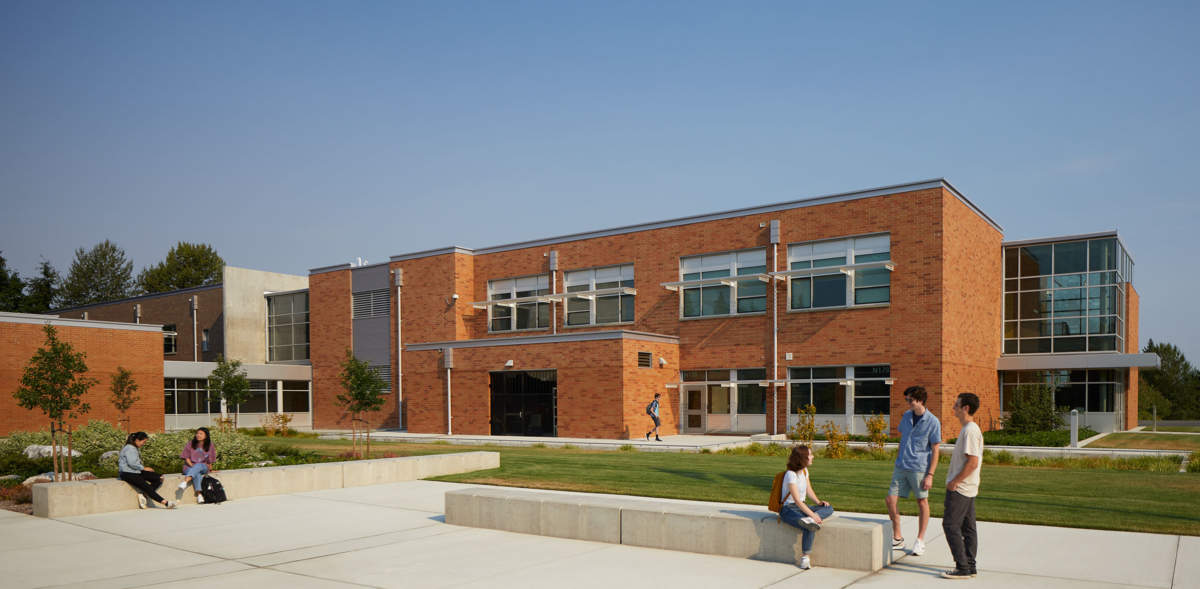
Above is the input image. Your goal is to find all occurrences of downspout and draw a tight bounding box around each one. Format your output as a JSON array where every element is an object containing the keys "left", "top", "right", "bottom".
[
  {"left": 444, "top": 347, "right": 454, "bottom": 435},
  {"left": 770, "top": 220, "right": 780, "bottom": 435},
  {"left": 191, "top": 295, "right": 199, "bottom": 362},
  {"left": 395, "top": 269, "right": 404, "bottom": 430},
  {"left": 549, "top": 251, "right": 559, "bottom": 334}
]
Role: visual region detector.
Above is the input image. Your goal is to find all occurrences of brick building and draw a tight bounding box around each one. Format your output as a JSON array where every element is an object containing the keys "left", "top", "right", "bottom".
[{"left": 307, "top": 178, "right": 1157, "bottom": 439}]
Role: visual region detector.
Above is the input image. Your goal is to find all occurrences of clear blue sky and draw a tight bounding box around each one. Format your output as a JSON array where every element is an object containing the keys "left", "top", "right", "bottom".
[{"left": 2, "top": 1, "right": 1197, "bottom": 358}]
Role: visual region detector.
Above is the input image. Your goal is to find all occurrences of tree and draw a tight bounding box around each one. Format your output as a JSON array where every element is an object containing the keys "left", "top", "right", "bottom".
[
  {"left": 137, "top": 242, "right": 225, "bottom": 294},
  {"left": 207, "top": 355, "right": 251, "bottom": 430},
  {"left": 12, "top": 323, "right": 97, "bottom": 480},
  {"left": 335, "top": 349, "right": 387, "bottom": 458},
  {"left": 1141, "top": 340, "right": 1200, "bottom": 419},
  {"left": 0, "top": 252, "right": 27, "bottom": 312},
  {"left": 1000, "top": 379, "right": 1065, "bottom": 434},
  {"left": 109, "top": 367, "right": 140, "bottom": 432},
  {"left": 23, "top": 259, "right": 61, "bottom": 313},
  {"left": 59, "top": 240, "right": 135, "bottom": 307}
]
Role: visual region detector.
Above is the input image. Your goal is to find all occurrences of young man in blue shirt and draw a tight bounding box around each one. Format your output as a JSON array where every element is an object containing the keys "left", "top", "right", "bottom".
[
  {"left": 885, "top": 385, "right": 941, "bottom": 556},
  {"left": 645, "top": 393, "right": 662, "bottom": 442}
]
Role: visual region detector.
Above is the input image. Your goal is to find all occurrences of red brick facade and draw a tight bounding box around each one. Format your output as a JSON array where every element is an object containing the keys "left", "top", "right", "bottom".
[{"left": 1, "top": 318, "right": 164, "bottom": 436}]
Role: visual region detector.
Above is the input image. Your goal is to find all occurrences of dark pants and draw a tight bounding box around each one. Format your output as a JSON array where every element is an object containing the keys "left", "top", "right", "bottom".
[
  {"left": 120, "top": 470, "right": 165, "bottom": 504},
  {"left": 942, "top": 490, "right": 978, "bottom": 572}
]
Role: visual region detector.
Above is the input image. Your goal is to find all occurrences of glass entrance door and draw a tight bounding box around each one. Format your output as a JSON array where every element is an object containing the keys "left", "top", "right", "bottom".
[
  {"left": 681, "top": 385, "right": 706, "bottom": 433},
  {"left": 489, "top": 370, "right": 557, "bottom": 436}
]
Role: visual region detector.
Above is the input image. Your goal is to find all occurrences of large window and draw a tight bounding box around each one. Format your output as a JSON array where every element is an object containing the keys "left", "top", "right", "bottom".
[
  {"left": 681, "top": 368, "right": 766, "bottom": 415},
  {"left": 680, "top": 250, "right": 767, "bottom": 317},
  {"left": 788, "top": 234, "right": 891, "bottom": 310},
  {"left": 489, "top": 275, "right": 550, "bottom": 332},
  {"left": 268, "top": 292, "right": 310, "bottom": 362},
  {"left": 1003, "top": 238, "right": 1132, "bottom": 354},
  {"left": 164, "top": 379, "right": 311, "bottom": 415},
  {"left": 788, "top": 365, "right": 891, "bottom": 415},
  {"left": 564, "top": 265, "right": 635, "bottom": 326},
  {"left": 999, "top": 370, "right": 1122, "bottom": 413},
  {"left": 163, "top": 379, "right": 216, "bottom": 415}
]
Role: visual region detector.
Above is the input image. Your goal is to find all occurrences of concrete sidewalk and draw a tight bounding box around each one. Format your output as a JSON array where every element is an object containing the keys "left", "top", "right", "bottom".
[
  {"left": 317, "top": 431, "right": 760, "bottom": 452},
  {"left": 3, "top": 480, "right": 1195, "bottom": 589}
]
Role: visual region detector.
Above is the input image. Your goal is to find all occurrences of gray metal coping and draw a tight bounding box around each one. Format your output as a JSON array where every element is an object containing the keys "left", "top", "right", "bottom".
[
  {"left": 42, "top": 283, "right": 223, "bottom": 315},
  {"left": 0, "top": 311, "right": 164, "bottom": 333},
  {"left": 405, "top": 329, "right": 680, "bottom": 351}
]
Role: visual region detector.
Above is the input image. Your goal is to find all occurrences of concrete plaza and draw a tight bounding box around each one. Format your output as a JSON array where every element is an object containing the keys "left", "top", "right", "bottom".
[{"left": 2, "top": 480, "right": 1195, "bottom": 589}]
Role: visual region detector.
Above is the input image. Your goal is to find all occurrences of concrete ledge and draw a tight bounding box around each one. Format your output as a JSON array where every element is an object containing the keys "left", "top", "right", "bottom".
[
  {"left": 33, "top": 451, "right": 498, "bottom": 519},
  {"left": 444, "top": 488, "right": 889, "bottom": 572}
]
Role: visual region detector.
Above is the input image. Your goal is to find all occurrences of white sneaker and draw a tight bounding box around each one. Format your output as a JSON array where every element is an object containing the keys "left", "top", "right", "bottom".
[
  {"left": 799, "top": 555, "right": 811, "bottom": 570},
  {"left": 177, "top": 481, "right": 188, "bottom": 490},
  {"left": 165, "top": 500, "right": 177, "bottom": 509},
  {"left": 197, "top": 494, "right": 204, "bottom": 504},
  {"left": 912, "top": 538, "right": 925, "bottom": 556},
  {"left": 137, "top": 494, "right": 147, "bottom": 509}
]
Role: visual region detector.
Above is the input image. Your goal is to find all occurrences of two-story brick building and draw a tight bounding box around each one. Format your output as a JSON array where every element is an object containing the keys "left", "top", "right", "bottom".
[{"left": 308, "top": 178, "right": 1157, "bottom": 439}]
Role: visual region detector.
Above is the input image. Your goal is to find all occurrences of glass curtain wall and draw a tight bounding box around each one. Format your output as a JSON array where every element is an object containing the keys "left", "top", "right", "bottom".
[{"left": 1003, "top": 238, "right": 1132, "bottom": 354}]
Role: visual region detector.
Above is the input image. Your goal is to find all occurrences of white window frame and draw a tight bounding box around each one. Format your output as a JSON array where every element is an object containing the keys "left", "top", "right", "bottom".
[
  {"left": 487, "top": 274, "right": 551, "bottom": 333},
  {"left": 677, "top": 248, "right": 768, "bottom": 319},
  {"left": 562, "top": 264, "right": 635, "bottom": 326},
  {"left": 786, "top": 234, "right": 891, "bottom": 312}
]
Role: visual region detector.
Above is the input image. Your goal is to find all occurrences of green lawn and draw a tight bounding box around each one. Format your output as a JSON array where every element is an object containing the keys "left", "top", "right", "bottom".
[
  {"left": 1088, "top": 433, "right": 1200, "bottom": 452},
  {"left": 253, "top": 437, "right": 1200, "bottom": 537},
  {"left": 1146, "top": 426, "right": 1200, "bottom": 433}
]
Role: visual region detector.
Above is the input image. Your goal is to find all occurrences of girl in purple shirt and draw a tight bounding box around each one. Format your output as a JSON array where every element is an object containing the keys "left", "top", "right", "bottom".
[{"left": 177, "top": 427, "right": 217, "bottom": 502}]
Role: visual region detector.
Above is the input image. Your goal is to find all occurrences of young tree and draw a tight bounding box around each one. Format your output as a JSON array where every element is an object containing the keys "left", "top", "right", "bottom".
[
  {"left": 12, "top": 323, "right": 97, "bottom": 480},
  {"left": 335, "top": 349, "right": 387, "bottom": 458},
  {"left": 137, "top": 242, "right": 225, "bottom": 294},
  {"left": 23, "top": 259, "right": 61, "bottom": 313},
  {"left": 59, "top": 240, "right": 135, "bottom": 307},
  {"left": 0, "top": 252, "right": 27, "bottom": 312},
  {"left": 109, "top": 366, "right": 140, "bottom": 432},
  {"left": 207, "top": 355, "right": 251, "bottom": 430},
  {"left": 1000, "top": 379, "right": 1065, "bottom": 434}
]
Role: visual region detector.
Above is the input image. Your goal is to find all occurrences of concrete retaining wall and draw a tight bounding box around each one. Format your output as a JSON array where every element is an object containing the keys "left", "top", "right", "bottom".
[
  {"left": 33, "top": 451, "right": 499, "bottom": 519},
  {"left": 445, "top": 487, "right": 889, "bottom": 572}
]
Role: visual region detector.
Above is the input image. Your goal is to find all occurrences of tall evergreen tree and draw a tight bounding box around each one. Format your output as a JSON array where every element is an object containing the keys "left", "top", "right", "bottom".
[
  {"left": 1141, "top": 339, "right": 1200, "bottom": 419},
  {"left": 0, "top": 252, "right": 27, "bottom": 312},
  {"left": 137, "top": 242, "right": 224, "bottom": 294},
  {"left": 58, "top": 240, "right": 135, "bottom": 307},
  {"left": 23, "top": 259, "right": 61, "bottom": 313}
]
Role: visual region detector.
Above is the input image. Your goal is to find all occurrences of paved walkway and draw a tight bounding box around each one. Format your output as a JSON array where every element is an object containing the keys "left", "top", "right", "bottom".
[
  {"left": 3, "top": 481, "right": 1195, "bottom": 589},
  {"left": 317, "top": 431, "right": 761, "bottom": 452}
]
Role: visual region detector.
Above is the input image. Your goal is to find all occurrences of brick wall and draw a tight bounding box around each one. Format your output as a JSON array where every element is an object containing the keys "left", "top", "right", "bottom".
[
  {"left": 50, "top": 287, "right": 224, "bottom": 362},
  {"left": 1, "top": 320, "right": 164, "bottom": 436},
  {"left": 1126, "top": 284, "right": 1140, "bottom": 430}
]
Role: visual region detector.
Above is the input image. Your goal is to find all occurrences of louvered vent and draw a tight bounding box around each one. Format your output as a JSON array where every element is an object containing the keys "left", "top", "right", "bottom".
[
  {"left": 371, "top": 366, "right": 392, "bottom": 392},
  {"left": 638, "top": 351, "right": 653, "bottom": 368},
  {"left": 352, "top": 289, "right": 391, "bottom": 319}
]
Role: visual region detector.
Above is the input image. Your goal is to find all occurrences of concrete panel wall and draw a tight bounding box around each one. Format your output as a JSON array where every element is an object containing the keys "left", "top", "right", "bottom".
[{"left": 223, "top": 266, "right": 309, "bottom": 364}]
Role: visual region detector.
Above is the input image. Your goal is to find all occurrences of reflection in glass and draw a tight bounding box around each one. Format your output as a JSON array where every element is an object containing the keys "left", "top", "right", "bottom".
[
  {"left": 1054, "top": 241, "right": 1088, "bottom": 274},
  {"left": 707, "top": 385, "right": 730, "bottom": 414},
  {"left": 1021, "top": 245, "right": 1052, "bottom": 276},
  {"left": 1019, "top": 291, "right": 1052, "bottom": 319}
]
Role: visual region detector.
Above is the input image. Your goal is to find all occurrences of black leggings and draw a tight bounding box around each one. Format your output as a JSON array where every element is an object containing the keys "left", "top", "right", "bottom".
[{"left": 120, "top": 471, "right": 165, "bottom": 504}]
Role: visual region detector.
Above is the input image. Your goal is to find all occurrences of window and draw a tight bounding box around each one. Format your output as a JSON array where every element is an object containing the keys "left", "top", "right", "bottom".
[
  {"left": 201, "top": 329, "right": 210, "bottom": 352},
  {"left": 163, "top": 379, "right": 214, "bottom": 415},
  {"left": 681, "top": 368, "right": 764, "bottom": 415},
  {"left": 851, "top": 365, "right": 891, "bottom": 415},
  {"left": 999, "top": 370, "right": 1122, "bottom": 413},
  {"left": 788, "top": 235, "right": 891, "bottom": 310},
  {"left": 679, "top": 250, "right": 767, "bottom": 318},
  {"left": 163, "top": 325, "right": 177, "bottom": 355},
  {"left": 638, "top": 351, "right": 652, "bottom": 368},
  {"left": 1003, "top": 238, "right": 1132, "bottom": 355},
  {"left": 268, "top": 292, "right": 310, "bottom": 362},
  {"left": 564, "top": 265, "right": 634, "bottom": 326},
  {"left": 282, "top": 381, "right": 310, "bottom": 412},
  {"left": 352, "top": 289, "right": 390, "bottom": 319},
  {"left": 788, "top": 365, "right": 890, "bottom": 415},
  {"left": 489, "top": 275, "right": 550, "bottom": 332}
]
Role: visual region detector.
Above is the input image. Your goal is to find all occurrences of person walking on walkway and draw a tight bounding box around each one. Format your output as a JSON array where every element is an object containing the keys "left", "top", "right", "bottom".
[
  {"left": 645, "top": 393, "right": 662, "bottom": 442},
  {"left": 118, "top": 432, "right": 176, "bottom": 509},
  {"left": 779, "top": 445, "right": 834, "bottom": 570},
  {"left": 885, "top": 385, "right": 941, "bottom": 556},
  {"left": 177, "top": 427, "right": 217, "bottom": 503},
  {"left": 942, "top": 393, "right": 983, "bottom": 580}
]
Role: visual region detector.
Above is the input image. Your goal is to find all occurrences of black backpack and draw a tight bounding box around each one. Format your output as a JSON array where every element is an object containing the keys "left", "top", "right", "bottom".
[
  {"left": 201, "top": 476, "right": 227, "bottom": 504},
  {"left": 646, "top": 400, "right": 656, "bottom": 415}
]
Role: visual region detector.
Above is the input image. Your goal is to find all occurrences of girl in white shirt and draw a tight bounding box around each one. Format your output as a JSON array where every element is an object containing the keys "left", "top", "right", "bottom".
[{"left": 779, "top": 445, "right": 834, "bottom": 569}]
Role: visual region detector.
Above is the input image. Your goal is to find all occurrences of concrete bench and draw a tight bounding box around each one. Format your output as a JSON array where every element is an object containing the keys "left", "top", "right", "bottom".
[
  {"left": 445, "top": 487, "right": 889, "bottom": 572},
  {"left": 33, "top": 451, "right": 499, "bottom": 519}
]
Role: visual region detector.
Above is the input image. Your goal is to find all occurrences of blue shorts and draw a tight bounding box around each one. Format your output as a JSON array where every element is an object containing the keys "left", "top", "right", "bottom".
[{"left": 888, "top": 468, "right": 929, "bottom": 500}]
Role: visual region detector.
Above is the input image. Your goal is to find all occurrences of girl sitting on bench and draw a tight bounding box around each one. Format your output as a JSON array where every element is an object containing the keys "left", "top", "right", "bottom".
[{"left": 780, "top": 445, "right": 833, "bottom": 570}]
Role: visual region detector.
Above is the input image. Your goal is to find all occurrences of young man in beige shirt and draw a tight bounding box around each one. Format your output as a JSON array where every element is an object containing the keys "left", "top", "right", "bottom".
[{"left": 942, "top": 392, "right": 983, "bottom": 580}]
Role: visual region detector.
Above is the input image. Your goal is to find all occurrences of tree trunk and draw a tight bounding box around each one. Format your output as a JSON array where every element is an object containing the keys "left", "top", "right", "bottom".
[
  {"left": 50, "top": 422, "right": 59, "bottom": 481},
  {"left": 366, "top": 415, "right": 371, "bottom": 460},
  {"left": 67, "top": 425, "right": 74, "bottom": 481}
]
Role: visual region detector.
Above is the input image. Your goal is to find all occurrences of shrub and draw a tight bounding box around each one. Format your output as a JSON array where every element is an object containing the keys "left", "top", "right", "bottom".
[
  {"left": 0, "top": 453, "right": 54, "bottom": 478},
  {"left": 0, "top": 429, "right": 53, "bottom": 457},
  {"left": 820, "top": 421, "right": 849, "bottom": 459},
  {"left": 619, "top": 444, "right": 637, "bottom": 452},
  {"left": 788, "top": 404, "right": 818, "bottom": 445},
  {"left": 71, "top": 420, "right": 127, "bottom": 454},
  {"left": 982, "top": 427, "right": 1098, "bottom": 448},
  {"left": 531, "top": 443, "right": 547, "bottom": 448},
  {"left": 0, "top": 484, "right": 33, "bottom": 504},
  {"left": 259, "top": 413, "right": 294, "bottom": 437},
  {"left": 139, "top": 429, "right": 263, "bottom": 472},
  {"left": 562, "top": 444, "right": 577, "bottom": 450},
  {"left": 1189, "top": 451, "right": 1200, "bottom": 473},
  {"left": 1000, "top": 381, "right": 1066, "bottom": 434},
  {"left": 865, "top": 413, "right": 888, "bottom": 453}
]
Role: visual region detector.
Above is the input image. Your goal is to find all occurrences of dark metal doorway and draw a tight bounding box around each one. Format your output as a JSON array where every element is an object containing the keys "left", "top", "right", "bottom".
[{"left": 490, "top": 370, "right": 557, "bottom": 436}]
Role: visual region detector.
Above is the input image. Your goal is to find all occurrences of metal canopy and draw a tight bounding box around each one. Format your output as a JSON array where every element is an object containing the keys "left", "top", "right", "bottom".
[
  {"left": 469, "top": 295, "right": 550, "bottom": 310},
  {"left": 771, "top": 261, "right": 896, "bottom": 279},
  {"left": 544, "top": 287, "right": 637, "bottom": 302},
  {"left": 660, "top": 273, "right": 775, "bottom": 292}
]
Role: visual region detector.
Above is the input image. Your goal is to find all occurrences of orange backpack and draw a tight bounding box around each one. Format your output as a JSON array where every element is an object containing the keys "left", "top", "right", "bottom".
[{"left": 767, "top": 471, "right": 786, "bottom": 516}]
